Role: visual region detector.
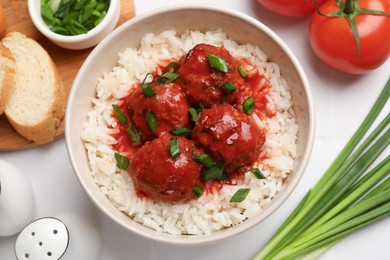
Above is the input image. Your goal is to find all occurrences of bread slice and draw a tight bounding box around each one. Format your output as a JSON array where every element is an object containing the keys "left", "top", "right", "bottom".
[
  {"left": 0, "top": 42, "right": 15, "bottom": 115},
  {"left": 2, "top": 32, "right": 65, "bottom": 144}
]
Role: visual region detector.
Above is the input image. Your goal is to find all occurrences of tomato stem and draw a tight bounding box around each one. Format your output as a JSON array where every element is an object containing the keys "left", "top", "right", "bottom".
[{"left": 343, "top": 0, "right": 354, "bottom": 15}]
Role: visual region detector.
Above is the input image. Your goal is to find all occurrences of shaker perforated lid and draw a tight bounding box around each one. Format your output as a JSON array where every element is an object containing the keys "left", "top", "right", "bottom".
[{"left": 14, "top": 217, "right": 69, "bottom": 260}]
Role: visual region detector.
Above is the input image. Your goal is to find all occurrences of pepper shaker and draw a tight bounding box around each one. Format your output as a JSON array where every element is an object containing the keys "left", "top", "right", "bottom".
[
  {"left": 0, "top": 159, "right": 35, "bottom": 237},
  {"left": 14, "top": 212, "right": 101, "bottom": 260}
]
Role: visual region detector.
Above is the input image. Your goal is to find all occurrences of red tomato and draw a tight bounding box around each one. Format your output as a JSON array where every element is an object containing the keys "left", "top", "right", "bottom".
[
  {"left": 309, "top": 0, "right": 390, "bottom": 74},
  {"left": 257, "top": 0, "right": 326, "bottom": 17}
]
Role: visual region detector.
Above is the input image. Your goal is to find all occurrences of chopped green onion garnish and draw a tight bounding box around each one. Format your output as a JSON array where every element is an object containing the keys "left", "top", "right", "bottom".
[
  {"left": 127, "top": 126, "right": 142, "bottom": 143},
  {"left": 251, "top": 168, "right": 266, "bottom": 179},
  {"left": 222, "top": 82, "right": 237, "bottom": 94},
  {"left": 194, "top": 103, "right": 205, "bottom": 113},
  {"left": 142, "top": 73, "right": 154, "bottom": 84},
  {"left": 243, "top": 97, "right": 255, "bottom": 115},
  {"left": 219, "top": 171, "right": 229, "bottom": 181},
  {"left": 230, "top": 188, "right": 251, "bottom": 203},
  {"left": 164, "top": 62, "right": 178, "bottom": 72},
  {"left": 141, "top": 84, "right": 156, "bottom": 97},
  {"left": 155, "top": 72, "right": 180, "bottom": 85},
  {"left": 207, "top": 54, "right": 228, "bottom": 73},
  {"left": 112, "top": 104, "right": 127, "bottom": 125},
  {"left": 189, "top": 107, "right": 198, "bottom": 122},
  {"left": 146, "top": 110, "right": 158, "bottom": 133},
  {"left": 170, "top": 128, "right": 192, "bottom": 137},
  {"left": 195, "top": 154, "right": 215, "bottom": 168},
  {"left": 169, "top": 137, "right": 181, "bottom": 158},
  {"left": 114, "top": 153, "right": 129, "bottom": 171},
  {"left": 193, "top": 185, "right": 204, "bottom": 197},
  {"left": 204, "top": 162, "right": 225, "bottom": 181},
  {"left": 238, "top": 65, "right": 248, "bottom": 78}
]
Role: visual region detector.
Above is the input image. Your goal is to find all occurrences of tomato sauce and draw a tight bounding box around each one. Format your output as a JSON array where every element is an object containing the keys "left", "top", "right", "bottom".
[
  {"left": 110, "top": 43, "right": 271, "bottom": 203},
  {"left": 240, "top": 66, "right": 273, "bottom": 118},
  {"left": 111, "top": 97, "right": 138, "bottom": 157}
]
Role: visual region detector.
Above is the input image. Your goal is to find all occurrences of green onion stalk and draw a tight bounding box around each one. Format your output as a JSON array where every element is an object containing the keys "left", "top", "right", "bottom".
[{"left": 254, "top": 78, "right": 390, "bottom": 259}]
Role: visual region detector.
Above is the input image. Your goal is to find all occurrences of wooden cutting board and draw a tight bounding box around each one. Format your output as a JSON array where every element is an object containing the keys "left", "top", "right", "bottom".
[{"left": 0, "top": 0, "right": 134, "bottom": 151}]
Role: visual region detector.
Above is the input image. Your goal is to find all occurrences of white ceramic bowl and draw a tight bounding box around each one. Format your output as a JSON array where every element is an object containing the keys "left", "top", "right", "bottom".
[
  {"left": 28, "top": 0, "right": 120, "bottom": 50},
  {"left": 65, "top": 5, "right": 315, "bottom": 245}
]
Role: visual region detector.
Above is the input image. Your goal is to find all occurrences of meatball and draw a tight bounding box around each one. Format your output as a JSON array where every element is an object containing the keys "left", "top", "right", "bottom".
[
  {"left": 128, "top": 83, "right": 190, "bottom": 141},
  {"left": 130, "top": 134, "right": 204, "bottom": 203},
  {"left": 192, "top": 103, "right": 265, "bottom": 172},
  {"left": 177, "top": 44, "right": 244, "bottom": 107}
]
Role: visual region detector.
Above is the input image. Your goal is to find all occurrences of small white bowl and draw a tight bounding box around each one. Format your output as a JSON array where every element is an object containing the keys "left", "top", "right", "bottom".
[
  {"left": 66, "top": 5, "right": 315, "bottom": 245},
  {"left": 28, "top": 0, "right": 120, "bottom": 50}
]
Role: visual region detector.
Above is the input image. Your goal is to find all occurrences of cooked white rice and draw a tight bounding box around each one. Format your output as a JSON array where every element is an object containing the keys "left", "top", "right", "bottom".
[{"left": 82, "top": 29, "right": 298, "bottom": 235}]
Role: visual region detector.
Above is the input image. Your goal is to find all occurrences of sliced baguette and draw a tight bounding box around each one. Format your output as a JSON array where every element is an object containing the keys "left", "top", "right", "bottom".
[
  {"left": 0, "top": 42, "right": 15, "bottom": 115},
  {"left": 2, "top": 32, "right": 65, "bottom": 144}
]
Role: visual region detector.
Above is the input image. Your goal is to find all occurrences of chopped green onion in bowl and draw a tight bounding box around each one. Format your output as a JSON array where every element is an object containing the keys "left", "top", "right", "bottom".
[{"left": 40, "top": 0, "right": 110, "bottom": 36}]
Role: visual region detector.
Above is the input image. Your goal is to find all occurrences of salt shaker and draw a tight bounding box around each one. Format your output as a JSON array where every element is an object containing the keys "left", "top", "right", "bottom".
[
  {"left": 0, "top": 159, "right": 35, "bottom": 237},
  {"left": 14, "top": 212, "right": 101, "bottom": 260}
]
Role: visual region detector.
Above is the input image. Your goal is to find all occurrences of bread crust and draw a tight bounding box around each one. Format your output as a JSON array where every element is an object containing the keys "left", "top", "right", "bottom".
[
  {"left": 2, "top": 32, "right": 65, "bottom": 144},
  {"left": 51, "top": 59, "right": 66, "bottom": 127},
  {"left": 0, "top": 43, "right": 15, "bottom": 115},
  {"left": 0, "top": 5, "right": 6, "bottom": 39}
]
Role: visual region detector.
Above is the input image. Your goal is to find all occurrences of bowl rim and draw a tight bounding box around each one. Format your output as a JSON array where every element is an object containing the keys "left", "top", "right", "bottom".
[
  {"left": 27, "top": 0, "right": 119, "bottom": 43},
  {"left": 65, "top": 4, "right": 315, "bottom": 245}
]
